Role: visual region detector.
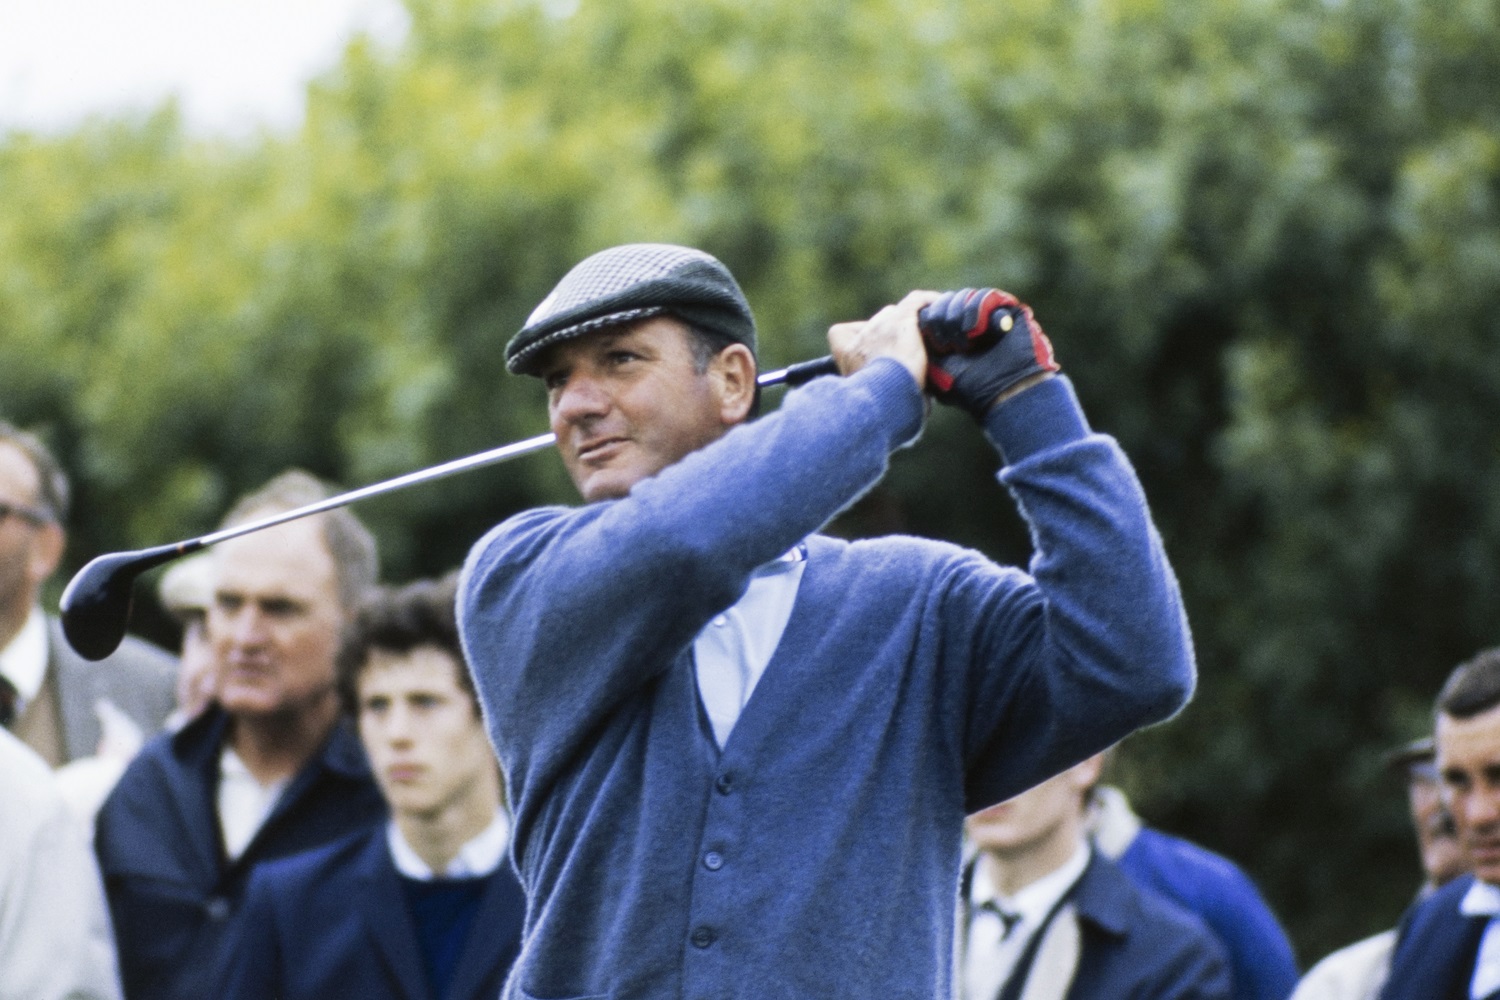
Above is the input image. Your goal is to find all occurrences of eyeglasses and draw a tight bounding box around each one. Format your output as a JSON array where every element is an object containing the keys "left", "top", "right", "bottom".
[{"left": 0, "top": 500, "right": 53, "bottom": 527}]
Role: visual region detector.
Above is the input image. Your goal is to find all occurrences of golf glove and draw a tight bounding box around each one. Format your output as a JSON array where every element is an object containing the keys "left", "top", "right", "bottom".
[{"left": 919, "top": 288, "right": 1059, "bottom": 417}]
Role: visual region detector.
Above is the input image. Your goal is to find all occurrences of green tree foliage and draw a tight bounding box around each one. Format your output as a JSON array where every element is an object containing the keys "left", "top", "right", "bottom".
[{"left": 2, "top": 0, "right": 1498, "bottom": 958}]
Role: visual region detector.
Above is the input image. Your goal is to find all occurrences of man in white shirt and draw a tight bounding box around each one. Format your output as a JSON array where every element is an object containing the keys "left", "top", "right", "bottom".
[
  {"left": 0, "top": 421, "right": 176, "bottom": 766},
  {"left": 94, "top": 470, "right": 387, "bottom": 1000},
  {"left": 224, "top": 574, "right": 525, "bottom": 1000},
  {"left": 960, "top": 754, "right": 1231, "bottom": 1000},
  {"left": 0, "top": 726, "right": 122, "bottom": 1000}
]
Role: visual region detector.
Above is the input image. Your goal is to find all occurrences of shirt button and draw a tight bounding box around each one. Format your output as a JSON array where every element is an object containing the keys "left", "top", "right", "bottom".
[
  {"left": 703, "top": 851, "right": 724, "bottom": 871},
  {"left": 691, "top": 926, "right": 717, "bottom": 948},
  {"left": 204, "top": 897, "right": 230, "bottom": 922},
  {"left": 715, "top": 773, "right": 734, "bottom": 795},
  {"left": 713, "top": 615, "right": 727, "bottom": 627}
]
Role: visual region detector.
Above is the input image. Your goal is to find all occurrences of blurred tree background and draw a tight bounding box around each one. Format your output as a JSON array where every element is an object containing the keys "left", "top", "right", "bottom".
[{"left": 3, "top": 0, "right": 1498, "bottom": 961}]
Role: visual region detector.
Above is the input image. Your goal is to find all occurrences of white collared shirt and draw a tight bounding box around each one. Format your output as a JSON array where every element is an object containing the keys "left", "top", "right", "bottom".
[
  {"left": 387, "top": 809, "right": 511, "bottom": 880},
  {"left": 692, "top": 546, "right": 806, "bottom": 748},
  {"left": 964, "top": 843, "right": 1091, "bottom": 1000},
  {"left": 0, "top": 606, "right": 49, "bottom": 710},
  {"left": 1460, "top": 880, "right": 1500, "bottom": 1000},
  {"left": 217, "top": 747, "right": 290, "bottom": 860}
]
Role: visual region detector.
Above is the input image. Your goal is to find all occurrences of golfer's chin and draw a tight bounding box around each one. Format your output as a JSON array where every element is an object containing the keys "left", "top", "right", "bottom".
[
  {"left": 568, "top": 441, "right": 683, "bottom": 503},
  {"left": 573, "top": 462, "right": 649, "bottom": 504}
]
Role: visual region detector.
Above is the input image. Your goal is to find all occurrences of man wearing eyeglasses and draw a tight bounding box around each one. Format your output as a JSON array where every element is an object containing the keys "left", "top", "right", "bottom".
[{"left": 0, "top": 422, "right": 176, "bottom": 767}]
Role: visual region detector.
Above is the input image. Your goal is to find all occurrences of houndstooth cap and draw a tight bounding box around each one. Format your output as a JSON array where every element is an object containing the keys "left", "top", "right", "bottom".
[{"left": 505, "top": 243, "right": 757, "bottom": 375}]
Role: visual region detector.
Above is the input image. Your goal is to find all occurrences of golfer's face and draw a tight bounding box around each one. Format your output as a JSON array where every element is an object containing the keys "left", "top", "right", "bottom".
[{"left": 540, "top": 317, "right": 732, "bottom": 502}]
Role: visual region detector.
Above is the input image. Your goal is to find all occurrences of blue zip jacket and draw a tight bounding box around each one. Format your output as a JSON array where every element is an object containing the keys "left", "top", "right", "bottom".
[{"left": 460, "top": 360, "right": 1195, "bottom": 1000}]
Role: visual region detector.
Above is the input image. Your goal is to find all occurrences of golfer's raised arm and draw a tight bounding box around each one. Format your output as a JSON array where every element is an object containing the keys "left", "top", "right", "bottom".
[{"left": 456, "top": 245, "right": 1197, "bottom": 1000}]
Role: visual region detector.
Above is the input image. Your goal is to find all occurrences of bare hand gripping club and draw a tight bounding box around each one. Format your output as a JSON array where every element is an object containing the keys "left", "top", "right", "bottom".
[{"left": 59, "top": 355, "right": 839, "bottom": 661}]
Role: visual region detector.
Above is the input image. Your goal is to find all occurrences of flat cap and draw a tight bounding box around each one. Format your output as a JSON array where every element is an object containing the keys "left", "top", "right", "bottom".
[
  {"left": 506, "top": 243, "right": 756, "bottom": 375},
  {"left": 157, "top": 553, "right": 214, "bottom": 619},
  {"left": 1383, "top": 735, "right": 1436, "bottom": 773}
]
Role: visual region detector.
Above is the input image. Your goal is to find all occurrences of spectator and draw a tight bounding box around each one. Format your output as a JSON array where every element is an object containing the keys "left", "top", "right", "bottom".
[
  {"left": 0, "top": 420, "right": 176, "bottom": 766},
  {"left": 224, "top": 574, "right": 524, "bottom": 1000},
  {"left": 1292, "top": 736, "right": 1467, "bottom": 1000},
  {"left": 458, "top": 246, "right": 1196, "bottom": 996},
  {"left": 156, "top": 552, "right": 219, "bottom": 726},
  {"left": 55, "top": 554, "right": 220, "bottom": 824},
  {"left": 960, "top": 753, "right": 1231, "bottom": 999},
  {"left": 94, "top": 470, "right": 387, "bottom": 1000},
  {"left": 0, "top": 725, "right": 122, "bottom": 1000},
  {"left": 1089, "top": 782, "right": 1301, "bottom": 1000},
  {"left": 1379, "top": 648, "right": 1500, "bottom": 999}
]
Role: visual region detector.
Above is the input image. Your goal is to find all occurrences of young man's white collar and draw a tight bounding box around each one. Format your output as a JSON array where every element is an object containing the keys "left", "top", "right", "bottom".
[
  {"left": 964, "top": 841, "right": 1091, "bottom": 1000},
  {"left": 972, "top": 841, "right": 1091, "bottom": 936},
  {"left": 387, "top": 808, "right": 511, "bottom": 880},
  {"left": 0, "top": 606, "right": 49, "bottom": 705}
]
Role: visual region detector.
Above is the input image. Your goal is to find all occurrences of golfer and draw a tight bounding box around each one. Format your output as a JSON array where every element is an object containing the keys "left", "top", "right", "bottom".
[{"left": 458, "top": 244, "right": 1195, "bottom": 999}]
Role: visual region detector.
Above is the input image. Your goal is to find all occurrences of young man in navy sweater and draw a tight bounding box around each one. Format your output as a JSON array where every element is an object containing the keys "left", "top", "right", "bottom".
[
  {"left": 459, "top": 243, "right": 1197, "bottom": 999},
  {"left": 224, "top": 575, "right": 524, "bottom": 1000}
]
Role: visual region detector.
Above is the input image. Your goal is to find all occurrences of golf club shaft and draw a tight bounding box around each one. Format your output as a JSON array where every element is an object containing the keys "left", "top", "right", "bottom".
[{"left": 192, "top": 354, "right": 838, "bottom": 550}]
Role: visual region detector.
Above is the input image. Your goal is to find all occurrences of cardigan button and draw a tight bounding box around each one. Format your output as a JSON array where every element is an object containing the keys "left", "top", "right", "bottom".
[
  {"left": 691, "top": 926, "right": 717, "bottom": 948},
  {"left": 703, "top": 851, "right": 724, "bottom": 871},
  {"left": 714, "top": 773, "right": 734, "bottom": 795}
]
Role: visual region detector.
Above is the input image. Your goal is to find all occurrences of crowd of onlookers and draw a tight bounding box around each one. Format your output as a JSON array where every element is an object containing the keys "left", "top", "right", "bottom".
[
  {"left": 0, "top": 414, "right": 1492, "bottom": 1000},
  {"left": 0, "top": 425, "right": 521, "bottom": 1000}
]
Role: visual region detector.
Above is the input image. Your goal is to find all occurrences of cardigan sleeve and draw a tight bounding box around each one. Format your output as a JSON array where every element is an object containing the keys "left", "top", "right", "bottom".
[
  {"left": 935, "top": 376, "right": 1196, "bottom": 811},
  {"left": 459, "top": 359, "right": 925, "bottom": 810}
]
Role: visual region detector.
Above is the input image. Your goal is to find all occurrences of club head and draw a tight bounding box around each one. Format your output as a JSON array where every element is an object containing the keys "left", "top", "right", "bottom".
[{"left": 60, "top": 543, "right": 195, "bottom": 661}]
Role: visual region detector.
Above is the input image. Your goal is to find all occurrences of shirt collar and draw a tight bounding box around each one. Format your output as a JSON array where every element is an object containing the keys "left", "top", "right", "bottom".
[
  {"left": 387, "top": 809, "right": 511, "bottom": 880},
  {"left": 0, "top": 606, "right": 49, "bottom": 702},
  {"left": 1462, "top": 879, "right": 1500, "bottom": 918},
  {"left": 751, "top": 544, "right": 807, "bottom": 578},
  {"left": 972, "top": 841, "right": 1092, "bottom": 928}
]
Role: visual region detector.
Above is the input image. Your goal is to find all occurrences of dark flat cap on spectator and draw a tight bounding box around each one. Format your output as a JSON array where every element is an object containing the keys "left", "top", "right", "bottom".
[
  {"left": 1383, "top": 735, "right": 1436, "bottom": 774},
  {"left": 506, "top": 243, "right": 757, "bottom": 375}
]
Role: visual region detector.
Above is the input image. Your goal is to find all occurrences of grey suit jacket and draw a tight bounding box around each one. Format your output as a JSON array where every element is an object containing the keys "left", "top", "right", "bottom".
[{"left": 47, "top": 616, "right": 177, "bottom": 763}]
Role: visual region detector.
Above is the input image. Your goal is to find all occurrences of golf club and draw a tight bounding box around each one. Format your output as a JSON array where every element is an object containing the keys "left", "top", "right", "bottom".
[{"left": 59, "top": 355, "right": 839, "bottom": 662}]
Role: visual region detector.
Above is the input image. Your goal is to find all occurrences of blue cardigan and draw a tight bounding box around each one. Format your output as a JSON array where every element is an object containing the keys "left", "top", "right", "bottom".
[{"left": 460, "top": 361, "right": 1196, "bottom": 1000}]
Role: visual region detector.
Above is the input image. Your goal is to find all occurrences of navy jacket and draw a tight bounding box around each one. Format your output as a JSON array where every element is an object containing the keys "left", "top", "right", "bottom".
[
  {"left": 94, "top": 706, "right": 387, "bottom": 1000},
  {"left": 1064, "top": 852, "right": 1233, "bottom": 999},
  {"left": 973, "top": 851, "right": 1232, "bottom": 1000},
  {"left": 223, "top": 826, "right": 526, "bottom": 1000},
  {"left": 1379, "top": 874, "right": 1488, "bottom": 1000}
]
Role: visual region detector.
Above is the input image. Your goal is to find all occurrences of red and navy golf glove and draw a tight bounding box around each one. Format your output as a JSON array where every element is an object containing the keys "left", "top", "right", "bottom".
[{"left": 918, "top": 288, "right": 1059, "bottom": 417}]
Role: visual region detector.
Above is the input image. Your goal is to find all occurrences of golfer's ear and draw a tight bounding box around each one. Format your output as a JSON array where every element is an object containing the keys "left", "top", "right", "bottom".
[{"left": 712, "top": 344, "right": 757, "bottom": 425}]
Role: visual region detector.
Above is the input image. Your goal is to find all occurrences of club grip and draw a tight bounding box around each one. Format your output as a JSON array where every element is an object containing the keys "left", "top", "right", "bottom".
[{"left": 762, "top": 355, "right": 839, "bottom": 388}]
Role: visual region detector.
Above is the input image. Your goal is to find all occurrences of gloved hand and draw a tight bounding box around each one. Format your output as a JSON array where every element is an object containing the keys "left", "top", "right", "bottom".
[{"left": 918, "top": 288, "right": 1059, "bottom": 417}]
